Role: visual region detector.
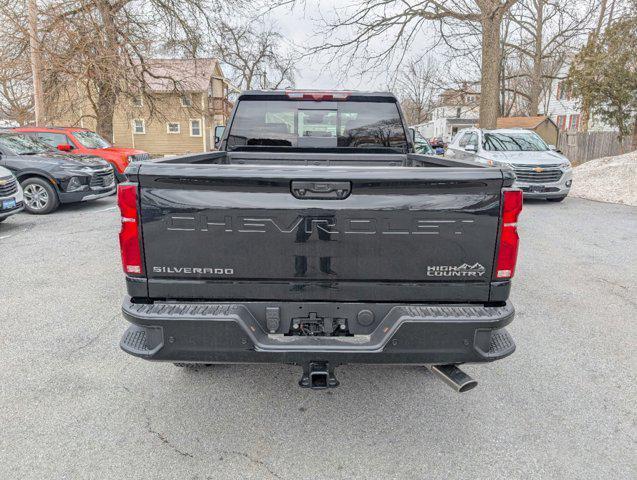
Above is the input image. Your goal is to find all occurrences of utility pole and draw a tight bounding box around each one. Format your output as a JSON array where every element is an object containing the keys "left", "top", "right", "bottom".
[{"left": 27, "top": 0, "right": 44, "bottom": 125}]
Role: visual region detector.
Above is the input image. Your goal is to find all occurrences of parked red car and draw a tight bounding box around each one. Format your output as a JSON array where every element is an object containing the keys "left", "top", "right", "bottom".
[{"left": 13, "top": 126, "right": 149, "bottom": 181}]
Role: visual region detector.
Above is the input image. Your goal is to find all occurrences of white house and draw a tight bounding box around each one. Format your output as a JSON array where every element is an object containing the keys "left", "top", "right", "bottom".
[
  {"left": 413, "top": 87, "right": 480, "bottom": 142},
  {"left": 544, "top": 64, "right": 615, "bottom": 132}
]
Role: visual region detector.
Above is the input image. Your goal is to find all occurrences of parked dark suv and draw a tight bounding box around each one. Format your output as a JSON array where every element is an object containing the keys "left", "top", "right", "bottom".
[{"left": 0, "top": 131, "right": 115, "bottom": 214}]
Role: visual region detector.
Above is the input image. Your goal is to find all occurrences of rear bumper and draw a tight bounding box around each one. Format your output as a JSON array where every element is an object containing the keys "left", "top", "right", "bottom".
[{"left": 120, "top": 297, "right": 516, "bottom": 365}]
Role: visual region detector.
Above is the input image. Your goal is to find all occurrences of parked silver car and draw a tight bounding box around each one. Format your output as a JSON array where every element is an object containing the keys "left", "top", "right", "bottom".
[
  {"left": 0, "top": 165, "right": 24, "bottom": 222},
  {"left": 446, "top": 128, "right": 572, "bottom": 202}
]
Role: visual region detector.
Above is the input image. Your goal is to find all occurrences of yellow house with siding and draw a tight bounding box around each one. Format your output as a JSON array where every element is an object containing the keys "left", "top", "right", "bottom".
[
  {"left": 112, "top": 58, "right": 235, "bottom": 156},
  {"left": 48, "top": 58, "right": 236, "bottom": 156}
]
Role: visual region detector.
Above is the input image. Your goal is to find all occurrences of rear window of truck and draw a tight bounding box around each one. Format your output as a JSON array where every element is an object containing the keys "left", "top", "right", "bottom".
[{"left": 226, "top": 100, "right": 408, "bottom": 152}]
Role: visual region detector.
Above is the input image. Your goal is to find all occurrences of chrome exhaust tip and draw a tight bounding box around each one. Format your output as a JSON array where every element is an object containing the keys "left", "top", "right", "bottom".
[{"left": 427, "top": 364, "right": 478, "bottom": 393}]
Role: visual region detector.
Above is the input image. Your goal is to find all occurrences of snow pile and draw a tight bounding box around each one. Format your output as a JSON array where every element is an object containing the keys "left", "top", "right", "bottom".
[{"left": 570, "top": 150, "right": 637, "bottom": 206}]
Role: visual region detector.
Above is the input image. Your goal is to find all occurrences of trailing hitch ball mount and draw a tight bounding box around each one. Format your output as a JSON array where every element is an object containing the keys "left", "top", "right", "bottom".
[
  {"left": 299, "top": 362, "right": 339, "bottom": 389},
  {"left": 298, "top": 362, "right": 477, "bottom": 392}
]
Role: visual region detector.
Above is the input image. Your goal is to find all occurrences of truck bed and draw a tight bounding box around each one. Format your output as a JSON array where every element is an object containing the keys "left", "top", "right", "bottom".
[
  {"left": 155, "top": 150, "right": 483, "bottom": 168},
  {"left": 127, "top": 153, "right": 513, "bottom": 303}
]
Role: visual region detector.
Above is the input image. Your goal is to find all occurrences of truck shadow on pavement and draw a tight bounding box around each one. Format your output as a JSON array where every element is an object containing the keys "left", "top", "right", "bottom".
[
  {"left": 126, "top": 361, "right": 507, "bottom": 477},
  {"left": 154, "top": 362, "right": 487, "bottom": 416}
]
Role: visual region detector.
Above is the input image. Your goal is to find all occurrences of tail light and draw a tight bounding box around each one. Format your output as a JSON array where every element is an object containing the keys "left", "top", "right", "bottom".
[
  {"left": 117, "top": 183, "right": 143, "bottom": 275},
  {"left": 494, "top": 189, "right": 523, "bottom": 279}
]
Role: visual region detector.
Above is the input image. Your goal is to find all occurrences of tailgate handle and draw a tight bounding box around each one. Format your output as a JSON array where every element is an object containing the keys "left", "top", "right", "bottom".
[{"left": 291, "top": 181, "right": 351, "bottom": 200}]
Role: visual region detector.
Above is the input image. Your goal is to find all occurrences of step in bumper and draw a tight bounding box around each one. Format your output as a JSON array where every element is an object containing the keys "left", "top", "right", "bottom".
[{"left": 120, "top": 296, "right": 516, "bottom": 365}]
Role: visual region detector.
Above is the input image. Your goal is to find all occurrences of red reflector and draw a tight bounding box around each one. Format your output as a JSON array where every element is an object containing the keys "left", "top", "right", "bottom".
[
  {"left": 117, "top": 183, "right": 143, "bottom": 275},
  {"left": 495, "top": 189, "right": 523, "bottom": 279}
]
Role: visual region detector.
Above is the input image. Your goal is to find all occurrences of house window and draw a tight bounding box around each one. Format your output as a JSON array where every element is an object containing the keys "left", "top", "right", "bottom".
[
  {"left": 166, "top": 122, "right": 180, "bottom": 134},
  {"left": 132, "top": 119, "right": 145, "bottom": 134},
  {"left": 132, "top": 96, "right": 143, "bottom": 107},
  {"left": 568, "top": 114, "right": 580, "bottom": 130},
  {"left": 181, "top": 94, "right": 193, "bottom": 107},
  {"left": 556, "top": 115, "right": 567, "bottom": 130},
  {"left": 190, "top": 119, "right": 202, "bottom": 137}
]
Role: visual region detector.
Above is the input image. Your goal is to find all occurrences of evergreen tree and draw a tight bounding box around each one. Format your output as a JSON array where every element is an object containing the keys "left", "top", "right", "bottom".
[{"left": 567, "top": 9, "right": 637, "bottom": 143}]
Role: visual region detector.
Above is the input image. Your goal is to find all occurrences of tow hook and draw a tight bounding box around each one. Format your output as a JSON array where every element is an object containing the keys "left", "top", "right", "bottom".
[{"left": 299, "top": 361, "right": 339, "bottom": 389}]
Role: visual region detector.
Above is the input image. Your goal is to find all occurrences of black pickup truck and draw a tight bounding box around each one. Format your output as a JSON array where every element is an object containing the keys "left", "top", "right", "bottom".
[{"left": 118, "top": 91, "right": 522, "bottom": 392}]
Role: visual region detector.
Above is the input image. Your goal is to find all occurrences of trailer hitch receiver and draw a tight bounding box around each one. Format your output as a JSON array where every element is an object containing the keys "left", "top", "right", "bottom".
[{"left": 299, "top": 361, "right": 339, "bottom": 389}]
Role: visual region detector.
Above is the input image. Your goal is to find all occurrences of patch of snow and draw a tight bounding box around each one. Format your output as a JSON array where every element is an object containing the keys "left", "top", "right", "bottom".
[{"left": 570, "top": 150, "right": 637, "bottom": 206}]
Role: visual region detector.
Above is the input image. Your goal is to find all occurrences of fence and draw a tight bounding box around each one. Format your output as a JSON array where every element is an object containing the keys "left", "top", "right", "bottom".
[{"left": 557, "top": 131, "right": 634, "bottom": 165}]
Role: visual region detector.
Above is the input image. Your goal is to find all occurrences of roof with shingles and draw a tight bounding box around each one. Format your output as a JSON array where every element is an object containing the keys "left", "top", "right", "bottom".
[
  {"left": 142, "top": 58, "right": 220, "bottom": 92},
  {"left": 496, "top": 116, "right": 555, "bottom": 129}
]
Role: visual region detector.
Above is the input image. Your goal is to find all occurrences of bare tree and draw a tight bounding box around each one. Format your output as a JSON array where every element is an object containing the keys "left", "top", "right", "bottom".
[
  {"left": 27, "top": 0, "right": 44, "bottom": 125},
  {"left": 0, "top": 0, "right": 243, "bottom": 136},
  {"left": 394, "top": 58, "right": 437, "bottom": 125},
  {"left": 503, "top": 0, "right": 597, "bottom": 116},
  {"left": 274, "top": 0, "right": 519, "bottom": 128},
  {"left": 0, "top": 69, "right": 33, "bottom": 125},
  {"left": 0, "top": 1, "right": 32, "bottom": 124},
  {"left": 44, "top": 0, "right": 233, "bottom": 139},
  {"left": 350, "top": 0, "right": 596, "bottom": 120},
  {"left": 209, "top": 19, "right": 296, "bottom": 90},
  {"left": 579, "top": 0, "right": 609, "bottom": 131}
]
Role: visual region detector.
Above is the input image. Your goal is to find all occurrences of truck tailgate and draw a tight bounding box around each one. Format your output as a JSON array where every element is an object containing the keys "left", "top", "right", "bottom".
[{"left": 137, "top": 164, "right": 504, "bottom": 302}]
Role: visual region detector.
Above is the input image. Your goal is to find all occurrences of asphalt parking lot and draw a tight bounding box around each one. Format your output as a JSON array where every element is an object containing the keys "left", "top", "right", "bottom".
[{"left": 0, "top": 196, "right": 635, "bottom": 479}]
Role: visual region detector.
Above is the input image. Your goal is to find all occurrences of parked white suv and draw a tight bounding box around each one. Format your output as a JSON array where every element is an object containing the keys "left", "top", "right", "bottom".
[
  {"left": 0, "top": 166, "right": 24, "bottom": 222},
  {"left": 446, "top": 128, "right": 573, "bottom": 202}
]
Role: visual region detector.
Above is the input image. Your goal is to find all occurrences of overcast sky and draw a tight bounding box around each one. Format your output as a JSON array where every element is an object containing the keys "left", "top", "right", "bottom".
[
  {"left": 273, "top": 2, "right": 366, "bottom": 89},
  {"left": 267, "top": 1, "right": 446, "bottom": 91}
]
